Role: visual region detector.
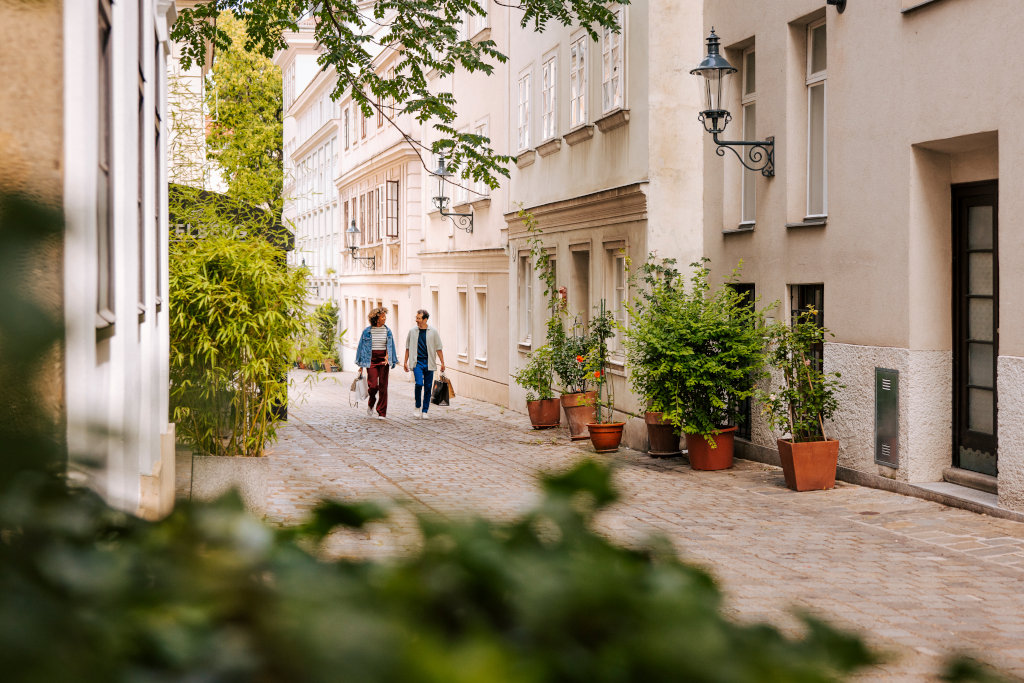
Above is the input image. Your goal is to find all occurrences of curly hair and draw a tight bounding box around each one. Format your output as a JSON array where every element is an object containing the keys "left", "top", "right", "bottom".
[{"left": 368, "top": 307, "right": 387, "bottom": 326}]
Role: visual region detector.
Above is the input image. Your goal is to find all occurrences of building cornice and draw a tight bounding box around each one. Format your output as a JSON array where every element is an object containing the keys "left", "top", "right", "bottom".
[
  {"left": 505, "top": 183, "right": 649, "bottom": 237},
  {"left": 337, "top": 141, "right": 423, "bottom": 189},
  {"left": 418, "top": 248, "right": 507, "bottom": 273},
  {"left": 293, "top": 119, "right": 339, "bottom": 160}
]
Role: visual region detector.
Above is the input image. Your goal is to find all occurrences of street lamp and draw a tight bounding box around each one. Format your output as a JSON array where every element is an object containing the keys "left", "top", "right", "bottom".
[
  {"left": 690, "top": 29, "right": 775, "bottom": 177},
  {"left": 431, "top": 155, "right": 473, "bottom": 233},
  {"left": 345, "top": 219, "right": 376, "bottom": 270}
]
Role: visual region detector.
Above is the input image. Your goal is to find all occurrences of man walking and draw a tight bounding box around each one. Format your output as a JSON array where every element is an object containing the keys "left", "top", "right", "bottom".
[{"left": 403, "top": 309, "right": 445, "bottom": 418}]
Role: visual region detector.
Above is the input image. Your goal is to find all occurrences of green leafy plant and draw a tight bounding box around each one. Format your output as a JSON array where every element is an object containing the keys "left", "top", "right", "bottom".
[
  {"left": 170, "top": 233, "right": 321, "bottom": 456},
  {"left": 625, "top": 257, "right": 769, "bottom": 444},
  {"left": 758, "top": 307, "right": 844, "bottom": 443},
  {"left": 585, "top": 301, "right": 617, "bottom": 423},
  {"left": 316, "top": 300, "right": 342, "bottom": 367},
  {"left": 512, "top": 344, "right": 556, "bottom": 401}
]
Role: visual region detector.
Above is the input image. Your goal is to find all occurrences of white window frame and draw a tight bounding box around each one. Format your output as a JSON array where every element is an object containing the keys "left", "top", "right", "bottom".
[
  {"left": 376, "top": 184, "right": 385, "bottom": 242},
  {"left": 518, "top": 254, "right": 533, "bottom": 344},
  {"left": 472, "top": 120, "right": 490, "bottom": 197},
  {"left": 741, "top": 46, "right": 756, "bottom": 225},
  {"left": 457, "top": 286, "right": 470, "bottom": 359},
  {"left": 569, "top": 35, "right": 587, "bottom": 128},
  {"left": 601, "top": 7, "right": 624, "bottom": 113},
  {"left": 469, "top": 1, "right": 489, "bottom": 36},
  {"left": 806, "top": 19, "right": 827, "bottom": 219},
  {"left": 605, "top": 246, "right": 627, "bottom": 354},
  {"left": 541, "top": 55, "right": 557, "bottom": 141},
  {"left": 474, "top": 286, "right": 488, "bottom": 364},
  {"left": 517, "top": 70, "right": 532, "bottom": 151}
]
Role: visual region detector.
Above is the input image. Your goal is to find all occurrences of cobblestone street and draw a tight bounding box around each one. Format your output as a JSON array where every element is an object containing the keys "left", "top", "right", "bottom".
[{"left": 257, "top": 370, "right": 1024, "bottom": 680}]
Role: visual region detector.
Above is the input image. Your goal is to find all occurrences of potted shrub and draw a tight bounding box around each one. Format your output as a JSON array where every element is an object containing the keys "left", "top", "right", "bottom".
[
  {"left": 759, "top": 307, "right": 844, "bottom": 491},
  {"left": 641, "top": 258, "right": 768, "bottom": 470},
  {"left": 552, "top": 319, "right": 597, "bottom": 440},
  {"left": 624, "top": 257, "right": 686, "bottom": 457},
  {"left": 512, "top": 344, "right": 561, "bottom": 429},
  {"left": 585, "top": 303, "right": 623, "bottom": 452}
]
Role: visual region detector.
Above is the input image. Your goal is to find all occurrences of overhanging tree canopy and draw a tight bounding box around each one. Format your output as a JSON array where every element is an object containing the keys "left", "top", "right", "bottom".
[{"left": 171, "top": 0, "right": 626, "bottom": 189}]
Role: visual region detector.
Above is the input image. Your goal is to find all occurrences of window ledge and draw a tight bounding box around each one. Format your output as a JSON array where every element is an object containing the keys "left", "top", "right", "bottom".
[
  {"left": 563, "top": 124, "right": 595, "bottom": 146},
  {"left": 723, "top": 223, "right": 755, "bottom": 235},
  {"left": 469, "top": 26, "right": 491, "bottom": 44},
  {"left": 595, "top": 108, "right": 630, "bottom": 134},
  {"left": 474, "top": 357, "right": 488, "bottom": 368},
  {"left": 536, "top": 138, "right": 562, "bottom": 157},
  {"left": 515, "top": 149, "right": 537, "bottom": 168},
  {"left": 785, "top": 216, "right": 828, "bottom": 229},
  {"left": 470, "top": 197, "right": 491, "bottom": 210},
  {"left": 517, "top": 340, "right": 532, "bottom": 353},
  {"left": 457, "top": 352, "right": 469, "bottom": 363},
  {"left": 901, "top": 0, "right": 946, "bottom": 14},
  {"left": 453, "top": 201, "right": 472, "bottom": 213}
]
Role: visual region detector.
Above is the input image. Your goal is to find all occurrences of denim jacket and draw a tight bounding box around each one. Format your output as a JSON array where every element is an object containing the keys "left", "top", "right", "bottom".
[{"left": 356, "top": 325, "right": 397, "bottom": 368}]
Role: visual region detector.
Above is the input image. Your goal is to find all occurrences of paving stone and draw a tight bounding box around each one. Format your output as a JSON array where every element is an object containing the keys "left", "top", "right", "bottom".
[{"left": 187, "top": 369, "right": 1024, "bottom": 681}]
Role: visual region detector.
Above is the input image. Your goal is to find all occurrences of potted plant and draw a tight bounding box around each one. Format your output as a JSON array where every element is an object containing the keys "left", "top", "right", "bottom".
[
  {"left": 624, "top": 257, "right": 685, "bottom": 457},
  {"left": 759, "top": 307, "right": 844, "bottom": 491},
  {"left": 638, "top": 258, "right": 768, "bottom": 470},
  {"left": 552, "top": 319, "right": 597, "bottom": 440},
  {"left": 512, "top": 344, "right": 561, "bottom": 429},
  {"left": 585, "top": 302, "right": 623, "bottom": 452}
]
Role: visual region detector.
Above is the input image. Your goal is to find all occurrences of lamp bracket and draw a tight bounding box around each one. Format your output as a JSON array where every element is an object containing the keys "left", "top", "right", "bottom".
[
  {"left": 433, "top": 196, "right": 474, "bottom": 233},
  {"left": 347, "top": 246, "right": 376, "bottom": 270},
  {"left": 711, "top": 131, "right": 775, "bottom": 177}
]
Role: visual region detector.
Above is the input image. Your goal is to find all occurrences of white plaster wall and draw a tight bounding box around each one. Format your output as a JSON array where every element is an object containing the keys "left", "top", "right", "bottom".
[
  {"left": 997, "top": 356, "right": 1024, "bottom": 512},
  {"left": 905, "top": 349, "right": 952, "bottom": 483}
]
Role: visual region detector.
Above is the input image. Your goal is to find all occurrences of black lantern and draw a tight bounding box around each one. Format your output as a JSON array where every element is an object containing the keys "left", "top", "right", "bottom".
[
  {"left": 431, "top": 155, "right": 473, "bottom": 233},
  {"left": 691, "top": 29, "right": 775, "bottom": 177},
  {"left": 345, "top": 219, "right": 376, "bottom": 270}
]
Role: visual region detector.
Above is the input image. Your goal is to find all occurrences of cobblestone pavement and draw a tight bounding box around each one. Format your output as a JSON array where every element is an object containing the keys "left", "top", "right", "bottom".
[{"left": 264, "top": 370, "right": 1024, "bottom": 681}]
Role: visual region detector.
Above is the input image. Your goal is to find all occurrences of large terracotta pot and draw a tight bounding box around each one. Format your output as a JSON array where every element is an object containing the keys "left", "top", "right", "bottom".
[
  {"left": 777, "top": 438, "right": 839, "bottom": 491},
  {"left": 526, "top": 398, "right": 561, "bottom": 429},
  {"left": 561, "top": 391, "right": 597, "bottom": 441},
  {"left": 685, "top": 426, "right": 737, "bottom": 470},
  {"left": 645, "top": 411, "right": 681, "bottom": 457},
  {"left": 587, "top": 422, "right": 625, "bottom": 453}
]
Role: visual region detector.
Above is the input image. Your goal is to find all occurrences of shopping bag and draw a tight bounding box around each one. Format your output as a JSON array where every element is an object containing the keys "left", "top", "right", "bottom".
[
  {"left": 349, "top": 373, "right": 369, "bottom": 407},
  {"left": 443, "top": 375, "right": 455, "bottom": 399},
  {"left": 431, "top": 376, "right": 450, "bottom": 406}
]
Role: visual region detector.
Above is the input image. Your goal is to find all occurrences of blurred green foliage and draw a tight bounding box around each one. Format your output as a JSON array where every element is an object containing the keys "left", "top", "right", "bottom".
[{"left": 0, "top": 194, "right": 1005, "bottom": 681}]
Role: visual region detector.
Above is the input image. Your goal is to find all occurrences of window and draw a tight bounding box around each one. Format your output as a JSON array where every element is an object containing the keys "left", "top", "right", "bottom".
[
  {"left": 606, "top": 247, "right": 626, "bottom": 351},
  {"left": 359, "top": 194, "right": 366, "bottom": 244},
  {"left": 431, "top": 288, "right": 440, "bottom": 329},
  {"left": 517, "top": 71, "right": 531, "bottom": 151},
  {"left": 137, "top": 7, "right": 147, "bottom": 318},
  {"left": 569, "top": 36, "right": 588, "bottom": 127},
  {"left": 791, "top": 284, "right": 824, "bottom": 369},
  {"left": 570, "top": 248, "right": 590, "bottom": 326},
  {"left": 473, "top": 121, "right": 490, "bottom": 197},
  {"left": 344, "top": 108, "right": 350, "bottom": 149},
  {"left": 741, "top": 47, "right": 756, "bottom": 225},
  {"left": 806, "top": 20, "right": 827, "bottom": 217},
  {"left": 457, "top": 288, "right": 469, "bottom": 358},
  {"left": 154, "top": 36, "right": 163, "bottom": 311},
  {"left": 361, "top": 106, "right": 367, "bottom": 139},
  {"left": 376, "top": 185, "right": 385, "bottom": 241},
  {"left": 518, "top": 255, "right": 533, "bottom": 343},
  {"left": 601, "top": 8, "right": 624, "bottom": 113},
  {"left": 376, "top": 96, "right": 383, "bottom": 128},
  {"left": 97, "top": 0, "right": 115, "bottom": 328},
  {"left": 469, "top": 2, "right": 489, "bottom": 36},
  {"left": 454, "top": 150, "right": 470, "bottom": 205},
  {"left": 386, "top": 180, "right": 399, "bottom": 237},
  {"left": 474, "top": 288, "right": 487, "bottom": 363},
  {"left": 386, "top": 67, "right": 396, "bottom": 118},
  {"left": 541, "top": 56, "right": 557, "bottom": 140}
]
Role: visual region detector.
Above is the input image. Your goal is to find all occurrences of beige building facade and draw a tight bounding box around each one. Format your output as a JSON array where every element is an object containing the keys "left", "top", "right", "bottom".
[
  {"left": 701, "top": 0, "right": 1024, "bottom": 510},
  {"left": 506, "top": 0, "right": 706, "bottom": 446},
  {"left": 0, "top": 0, "right": 176, "bottom": 518}
]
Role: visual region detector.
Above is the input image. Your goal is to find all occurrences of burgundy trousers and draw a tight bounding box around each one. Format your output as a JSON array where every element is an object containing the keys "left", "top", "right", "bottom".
[{"left": 367, "top": 350, "right": 390, "bottom": 416}]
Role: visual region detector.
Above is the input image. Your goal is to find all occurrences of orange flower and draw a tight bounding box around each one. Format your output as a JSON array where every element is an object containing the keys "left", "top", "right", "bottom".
[
  {"left": 593, "top": 370, "right": 602, "bottom": 378},
  {"left": 576, "top": 355, "right": 584, "bottom": 363}
]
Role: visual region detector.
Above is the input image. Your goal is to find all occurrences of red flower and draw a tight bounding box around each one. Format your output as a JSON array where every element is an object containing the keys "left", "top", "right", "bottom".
[
  {"left": 576, "top": 355, "right": 584, "bottom": 363},
  {"left": 593, "top": 370, "right": 602, "bottom": 379}
]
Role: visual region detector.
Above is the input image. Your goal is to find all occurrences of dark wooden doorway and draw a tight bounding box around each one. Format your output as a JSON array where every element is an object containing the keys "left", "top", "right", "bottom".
[{"left": 952, "top": 180, "right": 998, "bottom": 476}]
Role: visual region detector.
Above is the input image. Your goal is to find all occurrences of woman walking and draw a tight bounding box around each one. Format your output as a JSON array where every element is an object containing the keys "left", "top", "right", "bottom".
[{"left": 355, "top": 307, "right": 397, "bottom": 419}]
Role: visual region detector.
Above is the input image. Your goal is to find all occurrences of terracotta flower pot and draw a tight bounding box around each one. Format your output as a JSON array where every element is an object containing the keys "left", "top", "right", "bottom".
[
  {"left": 587, "top": 422, "right": 625, "bottom": 453},
  {"left": 777, "top": 438, "right": 839, "bottom": 491},
  {"left": 685, "top": 426, "right": 737, "bottom": 470},
  {"left": 560, "top": 391, "right": 597, "bottom": 441},
  {"left": 645, "top": 411, "right": 681, "bottom": 457},
  {"left": 526, "top": 398, "right": 561, "bottom": 429}
]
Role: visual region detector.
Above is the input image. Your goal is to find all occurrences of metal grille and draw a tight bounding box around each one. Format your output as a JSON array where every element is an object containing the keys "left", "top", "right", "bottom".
[{"left": 875, "top": 368, "right": 899, "bottom": 468}]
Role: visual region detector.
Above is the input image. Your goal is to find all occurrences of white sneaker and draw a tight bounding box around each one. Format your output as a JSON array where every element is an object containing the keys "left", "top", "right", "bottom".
[
  {"left": 376, "top": 414, "right": 385, "bottom": 420},
  {"left": 420, "top": 412, "right": 429, "bottom": 419},
  {"left": 366, "top": 406, "right": 374, "bottom": 417}
]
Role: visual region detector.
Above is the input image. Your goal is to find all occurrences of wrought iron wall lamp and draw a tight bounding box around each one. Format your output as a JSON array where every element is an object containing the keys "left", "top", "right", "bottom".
[
  {"left": 826, "top": 0, "right": 846, "bottom": 13},
  {"left": 431, "top": 156, "right": 474, "bottom": 233},
  {"left": 345, "top": 220, "right": 376, "bottom": 270},
  {"left": 690, "top": 29, "right": 775, "bottom": 177}
]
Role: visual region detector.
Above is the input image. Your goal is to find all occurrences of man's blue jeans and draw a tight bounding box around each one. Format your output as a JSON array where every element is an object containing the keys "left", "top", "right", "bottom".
[{"left": 413, "top": 362, "right": 434, "bottom": 413}]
